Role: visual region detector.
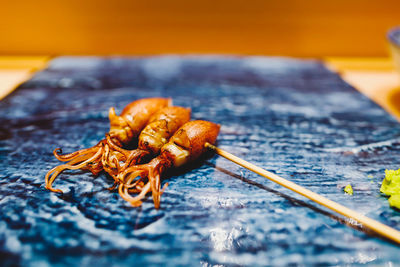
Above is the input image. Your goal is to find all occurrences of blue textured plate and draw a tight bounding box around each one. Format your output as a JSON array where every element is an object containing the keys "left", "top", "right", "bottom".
[
  {"left": 388, "top": 27, "right": 400, "bottom": 47},
  {"left": 1, "top": 56, "right": 400, "bottom": 266}
]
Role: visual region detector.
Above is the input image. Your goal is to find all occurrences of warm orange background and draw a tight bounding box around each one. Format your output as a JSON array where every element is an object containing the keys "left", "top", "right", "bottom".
[{"left": 0, "top": 0, "right": 399, "bottom": 57}]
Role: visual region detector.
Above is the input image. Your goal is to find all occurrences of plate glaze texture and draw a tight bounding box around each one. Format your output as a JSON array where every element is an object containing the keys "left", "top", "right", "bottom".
[{"left": 1, "top": 56, "right": 400, "bottom": 266}]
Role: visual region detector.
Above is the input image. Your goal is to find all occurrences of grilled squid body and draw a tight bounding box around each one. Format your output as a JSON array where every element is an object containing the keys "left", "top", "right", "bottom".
[
  {"left": 103, "top": 106, "right": 191, "bottom": 179},
  {"left": 45, "top": 97, "right": 171, "bottom": 193},
  {"left": 118, "top": 120, "right": 220, "bottom": 209},
  {"left": 108, "top": 98, "right": 172, "bottom": 146}
]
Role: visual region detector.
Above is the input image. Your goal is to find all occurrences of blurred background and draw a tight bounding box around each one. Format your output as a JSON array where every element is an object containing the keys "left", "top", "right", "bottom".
[
  {"left": 1, "top": 0, "right": 400, "bottom": 112},
  {"left": 0, "top": 0, "right": 399, "bottom": 57}
]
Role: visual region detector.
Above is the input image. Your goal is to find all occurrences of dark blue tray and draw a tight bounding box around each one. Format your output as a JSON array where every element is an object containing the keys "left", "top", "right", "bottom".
[{"left": 1, "top": 56, "right": 400, "bottom": 266}]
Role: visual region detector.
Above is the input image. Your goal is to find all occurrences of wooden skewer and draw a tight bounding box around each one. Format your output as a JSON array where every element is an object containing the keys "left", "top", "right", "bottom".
[{"left": 205, "top": 142, "right": 400, "bottom": 244}]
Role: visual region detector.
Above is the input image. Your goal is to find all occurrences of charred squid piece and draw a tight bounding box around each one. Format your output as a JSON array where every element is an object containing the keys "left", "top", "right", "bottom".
[
  {"left": 103, "top": 106, "right": 191, "bottom": 181},
  {"left": 117, "top": 120, "right": 220, "bottom": 209},
  {"left": 45, "top": 97, "right": 171, "bottom": 193}
]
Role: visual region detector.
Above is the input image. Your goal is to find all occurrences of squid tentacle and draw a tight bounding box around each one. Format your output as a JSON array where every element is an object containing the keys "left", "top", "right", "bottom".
[
  {"left": 116, "top": 157, "right": 170, "bottom": 208},
  {"left": 53, "top": 141, "right": 103, "bottom": 161},
  {"left": 45, "top": 152, "right": 96, "bottom": 190},
  {"left": 105, "top": 134, "right": 150, "bottom": 170},
  {"left": 45, "top": 147, "right": 103, "bottom": 193},
  {"left": 45, "top": 98, "right": 172, "bottom": 194},
  {"left": 119, "top": 182, "right": 151, "bottom": 207}
]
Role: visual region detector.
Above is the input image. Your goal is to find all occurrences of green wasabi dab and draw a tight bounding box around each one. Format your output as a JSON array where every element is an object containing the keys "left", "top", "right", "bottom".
[
  {"left": 389, "top": 195, "right": 400, "bottom": 209},
  {"left": 344, "top": 184, "right": 353, "bottom": 195},
  {"left": 380, "top": 169, "right": 400, "bottom": 209}
]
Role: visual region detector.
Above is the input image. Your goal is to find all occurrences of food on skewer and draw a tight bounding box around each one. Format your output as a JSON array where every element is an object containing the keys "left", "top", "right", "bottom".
[
  {"left": 45, "top": 97, "right": 171, "bottom": 193},
  {"left": 39, "top": 97, "right": 400, "bottom": 243},
  {"left": 44, "top": 97, "right": 220, "bottom": 211},
  {"left": 103, "top": 106, "right": 191, "bottom": 181},
  {"left": 117, "top": 120, "right": 220, "bottom": 209}
]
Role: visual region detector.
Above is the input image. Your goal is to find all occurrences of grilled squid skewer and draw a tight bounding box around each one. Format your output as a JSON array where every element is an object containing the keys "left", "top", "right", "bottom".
[
  {"left": 117, "top": 120, "right": 220, "bottom": 209},
  {"left": 103, "top": 106, "right": 191, "bottom": 180},
  {"left": 45, "top": 97, "right": 171, "bottom": 193}
]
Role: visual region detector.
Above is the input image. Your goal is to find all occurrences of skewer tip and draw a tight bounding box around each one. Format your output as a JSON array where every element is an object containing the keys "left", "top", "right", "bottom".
[{"left": 205, "top": 142, "right": 216, "bottom": 150}]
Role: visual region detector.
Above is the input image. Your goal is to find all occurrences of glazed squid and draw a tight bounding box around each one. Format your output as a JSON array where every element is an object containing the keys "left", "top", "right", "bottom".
[
  {"left": 117, "top": 120, "right": 220, "bottom": 209},
  {"left": 45, "top": 97, "right": 171, "bottom": 193},
  {"left": 103, "top": 106, "right": 191, "bottom": 181}
]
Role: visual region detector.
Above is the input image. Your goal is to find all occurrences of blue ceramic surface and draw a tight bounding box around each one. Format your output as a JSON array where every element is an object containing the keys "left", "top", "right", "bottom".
[
  {"left": 388, "top": 27, "right": 400, "bottom": 47},
  {"left": 1, "top": 56, "right": 400, "bottom": 266}
]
